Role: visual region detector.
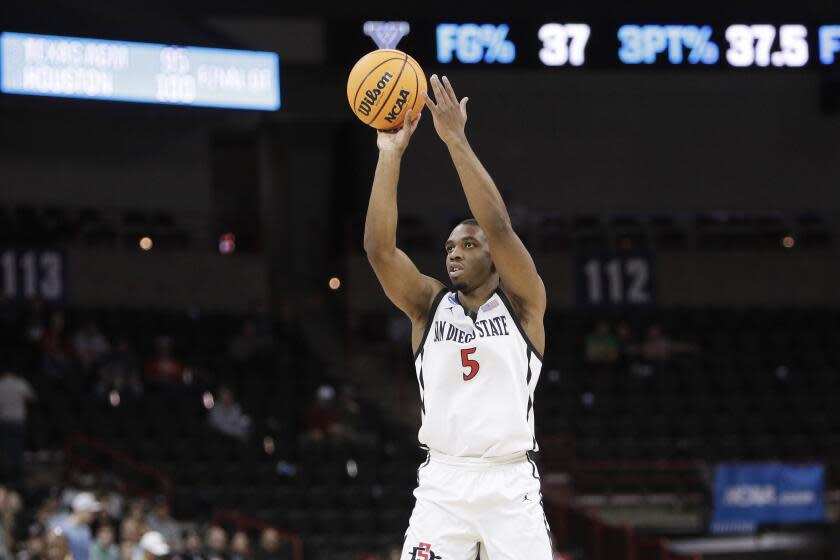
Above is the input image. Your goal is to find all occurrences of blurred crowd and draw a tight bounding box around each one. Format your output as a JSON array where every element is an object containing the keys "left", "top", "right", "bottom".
[
  {"left": 5, "top": 300, "right": 275, "bottom": 396},
  {"left": 0, "top": 301, "right": 402, "bottom": 560},
  {"left": 0, "top": 482, "right": 301, "bottom": 560},
  {"left": 584, "top": 321, "right": 698, "bottom": 377},
  {"left": 0, "top": 480, "right": 414, "bottom": 560}
]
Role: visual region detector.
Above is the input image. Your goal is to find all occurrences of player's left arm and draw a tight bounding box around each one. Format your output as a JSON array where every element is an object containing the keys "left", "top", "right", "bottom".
[{"left": 423, "top": 74, "right": 547, "bottom": 316}]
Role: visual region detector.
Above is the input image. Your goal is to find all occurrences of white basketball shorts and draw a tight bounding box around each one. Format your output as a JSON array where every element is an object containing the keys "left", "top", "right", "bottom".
[{"left": 400, "top": 450, "right": 553, "bottom": 560}]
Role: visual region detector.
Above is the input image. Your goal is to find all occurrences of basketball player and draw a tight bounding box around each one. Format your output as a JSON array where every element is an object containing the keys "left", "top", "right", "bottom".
[{"left": 363, "top": 74, "right": 551, "bottom": 559}]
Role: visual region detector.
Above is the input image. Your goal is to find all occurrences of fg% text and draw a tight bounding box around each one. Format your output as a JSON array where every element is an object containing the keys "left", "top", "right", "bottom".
[
  {"left": 618, "top": 24, "right": 720, "bottom": 65},
  {"left": 436, "top": 23, "right": 516, "bottom": 64}
]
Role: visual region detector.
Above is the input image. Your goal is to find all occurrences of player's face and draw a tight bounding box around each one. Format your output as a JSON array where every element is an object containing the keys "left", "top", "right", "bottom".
[{"left": 445, "top": 224, "right": 494, "bottom": 293}]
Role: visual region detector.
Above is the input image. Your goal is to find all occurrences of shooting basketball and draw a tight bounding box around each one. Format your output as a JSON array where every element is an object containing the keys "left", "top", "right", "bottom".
[{"left": 346, "top": 49, "right": 427, "bottom": 129}]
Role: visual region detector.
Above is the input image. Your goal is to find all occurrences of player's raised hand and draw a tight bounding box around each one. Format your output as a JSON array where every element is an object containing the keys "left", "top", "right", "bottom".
[
  {"left": 376, "top": 109, "right": 422, "bottom": 155},
  {"left": 423, "top": 75, "right": 469, "bottom": 146}
]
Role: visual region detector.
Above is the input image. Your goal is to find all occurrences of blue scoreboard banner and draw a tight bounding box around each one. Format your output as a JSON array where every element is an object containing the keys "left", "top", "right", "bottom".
[
  {"left": 711, "top": 463, "right": 825, "bottom": 534},
  {"left": 331, "top": 19, "right": 840, "bottom": 70},
  {"left": 1, "top": 32, "right": 280, "bottom": 110}
]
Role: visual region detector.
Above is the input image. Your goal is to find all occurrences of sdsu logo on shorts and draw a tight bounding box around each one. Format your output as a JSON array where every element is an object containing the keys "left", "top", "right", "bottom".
[{"left": 409, "top": 542, "right": 441, "bottom": 559}]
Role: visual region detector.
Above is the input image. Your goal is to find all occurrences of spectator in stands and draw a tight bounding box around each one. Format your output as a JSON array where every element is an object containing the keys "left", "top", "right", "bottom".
[
  {"left": 203, "top": 526, "right": 227, "bottom": 560},
  {"left": 1, "top": 489, "right": 22, "bottom": 555},
  {"left": 0, "top": 370, "right": 36, "bottom": 489},
  {"left": 228, "top": 532, "right": 250, "bottom": 560},
  {"left": 143, "top": 337, "right": 186, "bottom": 386},
  {"left": 16, "top": 523, "right": 46, "bottom": 560},
  {"left": 123, "top": 500, "right": 146, "bottom": 526},
  {"left": 119, "top": 518, "right": 142, "bottom": 543},
  {"left": 584, "top": 322, "right": 619, "bottom": 366},
  {"left": 118, "top": 517, "right": 142, "bottom": 560},
  {"left": 34, "top": 495, "right": 60, "bottom": 530},
  {"left": 44, "top": 528, "right": 71, "bottom": 560},
  {"left": 47, "top": 492, "right": 100, "bottom": 560},
  {"left": 614, "top": 322, "right": 637, "bottom": 359},
  {"left": 40, "top": 312, "right": 74, "bottom": 378},
  {"left": 73, "top": 321, "right": 110, "bottom": 375},
  {"left": 95, "top": 338, "right": 143, "bottom": 402},
  {"left": 118, "top": 542, "right": 133, "bottom": 560},
  {"left": 178, "top": 530, "right": 204, "bottom": 560},
  {"left": 628, "top": 324, "right": 698, "bottom": 378},
  {"left": 254, "top": 529, "right": 288, "bottom": 560},
  {"left": 97, "top": 484, "right": 125, "bottom": 525},
  {"left": 0, "top": 487, "right": 16, "bottom": 560},
  {"left": 302, "top": 385, "right": 343, "bottom": 441},
  {"left": 144, "top": 499, "right": 180, "bottom": 552},
  {"left": 208, "top": 386, "right": 251, "bottom": 442},
  {"left": 90, "top": 525, "right": 118, "bottom": 560},
  {"left": 137, "top": 532, "right": 169, "bottom": 560},
  {"left": 640, "top": 325, "right": 698, "bottom": 363}
]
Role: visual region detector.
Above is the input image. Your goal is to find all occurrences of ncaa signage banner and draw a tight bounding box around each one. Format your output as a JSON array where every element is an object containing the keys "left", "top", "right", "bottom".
[{"left": 711, "top": 463, "right": 825, "bottom": 533}]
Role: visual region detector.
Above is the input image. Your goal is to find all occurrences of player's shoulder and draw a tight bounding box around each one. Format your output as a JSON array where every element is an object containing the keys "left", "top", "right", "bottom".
[
  {"left": 412, "top": 281, "right": 448, "bottom": 323},
  {"left": 497, "top": 282, "right": 545, "bottom": 321}
]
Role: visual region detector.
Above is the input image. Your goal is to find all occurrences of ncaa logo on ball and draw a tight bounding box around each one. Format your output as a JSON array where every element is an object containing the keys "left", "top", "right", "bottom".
[{"left": 384, "top": 89, "right": 411, "bottom": 124}]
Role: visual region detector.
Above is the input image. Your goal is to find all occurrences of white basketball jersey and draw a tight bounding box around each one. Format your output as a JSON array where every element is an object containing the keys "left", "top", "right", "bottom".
[{"left": 413, "top": 288, "right": 544, "bottom": 458}]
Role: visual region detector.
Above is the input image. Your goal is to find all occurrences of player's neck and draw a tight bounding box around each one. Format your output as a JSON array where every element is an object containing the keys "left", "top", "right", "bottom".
[{"left": 457, "top": 277, "right": 499, "bottom": 315}]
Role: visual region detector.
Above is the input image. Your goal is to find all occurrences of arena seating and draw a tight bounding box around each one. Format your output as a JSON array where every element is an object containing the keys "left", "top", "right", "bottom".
[
  {"left": 0, "top": 203, "right": 193, "bottom": 249},
  {"left": 5, "top": 304, "right": 840, "bottom": 559},
  {"left": 538, "top": 307, "right": 840, "bottom": 496},
  {"left": 351, "top": 210, "right": 835, "bottom": 253}
]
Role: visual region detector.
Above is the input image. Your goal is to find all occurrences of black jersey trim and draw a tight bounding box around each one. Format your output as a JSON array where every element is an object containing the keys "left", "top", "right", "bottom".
[
  {"left": 418, "top": 356, "right": 426, "bottom": 415},
  {"left": 526, "top": 348, "right": 533, "bottom": 385},
  {"left": 526, "top": 348, "right": 533, "bottom": 420},
  {"left": 495, "top": 289, "right": 544, "bottom": 362},
  {"left": 526, "top": 453, "right": 554, "bottom": 552},
  {"left": 413, "top": 288, "right": 448, "bottom": 360},
  {"left": 418, "top": 352, "right": 425, "bottom": 391},
  {"left": 416, "top": 451, "right": 431, "bottom": 484}
]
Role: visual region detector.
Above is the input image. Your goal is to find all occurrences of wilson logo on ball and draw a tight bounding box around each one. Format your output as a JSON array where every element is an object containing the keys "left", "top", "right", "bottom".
[
  {"left": 357, "top": 71, "right": 394, "bottom": 116},
  {"left": 347, "top": 50, "right": 427, "bottom": 129},
  {"left": 384, "top": 89, "right": 411, "bottom": 123}
]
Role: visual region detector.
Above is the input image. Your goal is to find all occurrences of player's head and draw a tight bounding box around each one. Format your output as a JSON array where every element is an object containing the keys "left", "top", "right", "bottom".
[{"left": 445, "top": 218, "right": 496, "bottom": 293}]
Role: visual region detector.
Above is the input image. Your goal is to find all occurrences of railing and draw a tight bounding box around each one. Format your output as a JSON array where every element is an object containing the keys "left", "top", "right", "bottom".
[
  {"left": 213, "top": 510, "right": 304, "bottom": 560},
  {"left": 540, "top": 450, "right": 840, "bottom": 559},
  {"left": 64, "top": 432, "right": 173, "bottom": 502},
  {"left": 547, "top": 501, "right": 702, "bottom": 560},
  {"left": 65, "top": 433, "right": 305, "bottom": 559}
]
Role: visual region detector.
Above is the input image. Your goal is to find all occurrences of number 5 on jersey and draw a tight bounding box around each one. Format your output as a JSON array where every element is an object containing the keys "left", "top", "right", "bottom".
[{"left": 461, "top": 347, "right": 480, "bottom": 381}]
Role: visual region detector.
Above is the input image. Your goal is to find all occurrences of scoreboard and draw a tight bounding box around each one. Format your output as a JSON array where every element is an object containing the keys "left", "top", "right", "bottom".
[
  {"left": 0, "top": 32, "right": 280, "bottom": 110},
  {"left": 334, "top": 20, "right": 840, "bottom": 69}
]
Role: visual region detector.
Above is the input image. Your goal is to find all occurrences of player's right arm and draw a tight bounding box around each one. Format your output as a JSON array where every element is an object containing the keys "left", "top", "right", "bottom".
[{"left": 363, "top": 109, "right": 445, "bottom": 325}]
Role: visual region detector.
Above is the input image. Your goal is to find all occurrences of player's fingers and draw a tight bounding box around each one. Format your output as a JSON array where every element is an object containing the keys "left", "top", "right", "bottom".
[
  {"left": 430, "top": 75, "right": 448, "bottom": 108},
  {"left": 402, "top": 109, "right": 415, "bottom": 132},
  {"left": 460, "top": 97, "right": 469, "bottom": 117},
  {"left": 409, "top": 111, "right": 422, "bottom": 133},
  {"left": 421, "top": 90, "right": 438, "bottom": 113},
  {"left": 442, "top": 76, "right": 459, "bottom": 104}
]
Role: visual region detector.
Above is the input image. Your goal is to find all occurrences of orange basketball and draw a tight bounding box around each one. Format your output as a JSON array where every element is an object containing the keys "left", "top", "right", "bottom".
[{"left": 346, "top": 49, "right": 426, "bottom": 130}]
